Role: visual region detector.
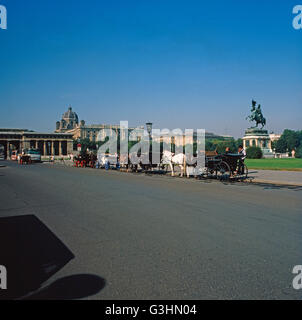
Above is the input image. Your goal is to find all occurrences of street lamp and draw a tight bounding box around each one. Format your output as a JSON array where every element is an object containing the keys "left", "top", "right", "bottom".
[
  {"left": 146, "top": 122, "right": 153, "bottom": 136},
  {"left": 146, "top": 123, "right": 153, "bottom": 164}
]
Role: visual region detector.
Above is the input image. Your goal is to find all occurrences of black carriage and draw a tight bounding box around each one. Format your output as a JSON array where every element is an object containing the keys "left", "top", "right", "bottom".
[
  {"left": 19, "top": 155, "right": 31, "bottom": 165},
  {"left": 74, "top": 152, "right": 97, "bottom": 168},
  {"left": 205, "top": 153, "right": 248, "bottom": 180}
]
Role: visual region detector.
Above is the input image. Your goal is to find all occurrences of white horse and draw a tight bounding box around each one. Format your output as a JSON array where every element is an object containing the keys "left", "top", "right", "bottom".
[
  {"left": 161, "top": 150, "right": 186, "bottom": 177},
  {"left": 97, "top": 153, "right": 117, "bottom": 167},
  {"left": 162, "top": 151, "right": 207, "bottom": 178}
]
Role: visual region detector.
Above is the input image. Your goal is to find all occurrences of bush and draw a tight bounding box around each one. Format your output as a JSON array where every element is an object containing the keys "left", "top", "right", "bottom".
[
  {"left": 295, "top": 146, "right": 302, "bottom": 158},
  {"left": 246, "top": 146, "right": 263, "bottom": 159},
  {"left": 215, "top": 141, "right": 237, "bottom": 154},
  {"left": 275, "top": 138, "right": 287, "bottom": 153}
]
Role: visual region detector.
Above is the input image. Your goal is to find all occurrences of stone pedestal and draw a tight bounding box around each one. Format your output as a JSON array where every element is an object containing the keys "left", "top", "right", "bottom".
[{"left": 242, "top": 128, "right": 273, "bottom": 158}]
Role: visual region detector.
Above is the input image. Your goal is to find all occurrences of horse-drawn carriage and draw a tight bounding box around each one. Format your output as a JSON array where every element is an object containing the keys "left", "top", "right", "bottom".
[
  {"left": 74, "top": 153, "right": 97, "bottom": 168},
  {"left": 106, "top": 150, "right": 249, "bottom": 181},
  {"left": 205, "top": 152, "right": 248, "bottom": 180},
  {"left": 73, "top": 148, "right": 249, "bottom": 181},
  {"left": 19, "top": 155, "right": 31, "bottom": 165}
]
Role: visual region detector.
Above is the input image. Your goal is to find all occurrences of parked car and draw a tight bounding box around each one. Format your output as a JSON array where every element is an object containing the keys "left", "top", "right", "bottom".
[{"left": 24, "top": 149, "right": 41, "bottom": 162}]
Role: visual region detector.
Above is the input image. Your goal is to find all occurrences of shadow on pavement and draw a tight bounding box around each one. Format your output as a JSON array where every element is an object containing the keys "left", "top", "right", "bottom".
[
  {"left": 221, "top": 180, "right": 302, "bottom": 191},
  {"left": 0, "top": 215, "right": 105, "bottom": 300},
  {"left": 25, "top": 274, "right": 106, "bottom": 300},
  {"left": 249, "top": 182, "right": 302, "bottom": 191}
]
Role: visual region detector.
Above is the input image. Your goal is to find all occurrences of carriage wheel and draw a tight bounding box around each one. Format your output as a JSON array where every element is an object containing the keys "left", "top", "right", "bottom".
[
  {"left": 205, "top": 167, "right": 215, "bottom": 179},
  {"left": 216, "top": 161, "right": 231, "bottom": 181}
]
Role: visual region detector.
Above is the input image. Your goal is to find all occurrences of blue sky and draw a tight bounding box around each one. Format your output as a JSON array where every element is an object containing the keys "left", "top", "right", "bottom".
[{"left": 0, "top": 0, "right": 301, "bottom": 138}]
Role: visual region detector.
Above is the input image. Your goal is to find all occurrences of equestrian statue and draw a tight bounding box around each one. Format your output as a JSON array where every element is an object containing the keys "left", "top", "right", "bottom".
[{"left": 246, "top": 100, "right": 266, "bottom": 129}]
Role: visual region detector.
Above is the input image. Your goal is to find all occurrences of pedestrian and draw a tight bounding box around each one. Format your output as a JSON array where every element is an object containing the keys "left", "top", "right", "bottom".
[{"left": 237, "top": 145, "right": 246, "bottom": 174}]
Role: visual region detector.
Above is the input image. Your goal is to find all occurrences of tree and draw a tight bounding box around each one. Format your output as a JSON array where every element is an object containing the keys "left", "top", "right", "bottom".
[
  {"left": 282, "top": 129, "right": 299, "bottom": 151},
  {"left": 215, "top": 140, "right": 236, "bottom": 154},
  {"left": 275, "top": 138, "right": 287, "bottom": 153},
  {"left": 246, "top": 146, "right": 263, "bottom": 159},
  {"left": 78, "top": 138, "right": 97, "bottom": 154},
  {"left": 295, "top": 145, "right": 302, "bottom": 158},
  {"left": 275, "top": 129, "right": 301, "bottom": 153},
  {"left": 235, "top": 138, "right": 243, "bottom": 150},
  {"left": 271, "top": 140, "right": 277, "bottom": 152},
  {"left": 205, "top": 140, "right": 215, "bottom": 151},
  {"left": 205, "top": 138, "right": 240, "bottom": 153}
]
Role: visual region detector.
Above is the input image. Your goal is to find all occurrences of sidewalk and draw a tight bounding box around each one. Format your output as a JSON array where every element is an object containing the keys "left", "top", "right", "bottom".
[{"left": 248, "top": 169, "right": 302, "bottom": 186}]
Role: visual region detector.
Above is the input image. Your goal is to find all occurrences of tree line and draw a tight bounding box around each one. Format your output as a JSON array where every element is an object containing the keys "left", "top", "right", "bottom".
[
  {"left": 74, "top": 129, "right": 302, "bottom": 159},
  {"left": 272, "top": 129, "right": 302, "bottom": 158}
]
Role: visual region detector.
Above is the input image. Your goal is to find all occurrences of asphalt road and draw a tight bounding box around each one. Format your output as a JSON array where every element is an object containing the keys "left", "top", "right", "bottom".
[{"left": 0, "top": 160, "right": 301, "bottom": 300}]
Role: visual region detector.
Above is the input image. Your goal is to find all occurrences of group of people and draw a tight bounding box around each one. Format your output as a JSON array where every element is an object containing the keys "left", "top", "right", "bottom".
[
  {"left": 74, "top": 152, "right": 97, "bottom": 168},
  {"left": 224, "top": 145, "right": 246, "bottom": 175}
]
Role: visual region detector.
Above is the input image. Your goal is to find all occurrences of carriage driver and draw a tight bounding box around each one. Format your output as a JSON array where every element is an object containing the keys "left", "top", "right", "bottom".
[{"left": 237, "top": 145, "right": 246, "bottom": 174}]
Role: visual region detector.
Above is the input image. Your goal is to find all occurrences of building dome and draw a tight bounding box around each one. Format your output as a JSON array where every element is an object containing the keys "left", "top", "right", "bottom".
[
  {"left": 55, "top": 106, "right": 81, "bottom": 132},
  {"left": 62, "top": 107, "right": 79, "bottom": 124}
]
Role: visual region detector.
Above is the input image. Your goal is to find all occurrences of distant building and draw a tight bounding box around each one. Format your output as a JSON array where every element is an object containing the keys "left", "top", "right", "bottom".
[
  {"left": 269, "top": 133, "right": 281, "bottom": 143},
  {"left": 55, "top": 106, "right": 233, "bottom": 150},
  {"left": 55, "top": 106, "right": 80, "bottom": 132},
  {"left": 55, "top": 106, "right": 143, "bottom": 141},
  {"left": 0, "top": 128, "right": 73, "bottom": 159},
  {"left": 242, "top": 130, "right": 282, "bottom": 158}
]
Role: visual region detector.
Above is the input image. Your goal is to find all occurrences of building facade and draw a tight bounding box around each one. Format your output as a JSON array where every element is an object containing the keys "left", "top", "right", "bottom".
[
  {"left": 242, "top": 129, "right": 282, "bottom": 158},
  {"left": 55, "top": 107, "right": 144, "bottom": 142},
  {"left": 0, "top": 129, "right": 73, "bottom": 159}
]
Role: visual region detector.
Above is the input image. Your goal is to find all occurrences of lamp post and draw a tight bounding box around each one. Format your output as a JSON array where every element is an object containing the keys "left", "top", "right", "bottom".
[
  {"left": 146, "top": 122, "right": 153, "bottom": 164},
  {"left": 146, "top": 122, "right": 152, "bottom": 136}
]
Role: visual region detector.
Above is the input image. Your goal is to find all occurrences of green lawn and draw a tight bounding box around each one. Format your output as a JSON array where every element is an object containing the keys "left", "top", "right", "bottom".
[{"left": 245, "top": 158, "right": 302, "bottom": 171}]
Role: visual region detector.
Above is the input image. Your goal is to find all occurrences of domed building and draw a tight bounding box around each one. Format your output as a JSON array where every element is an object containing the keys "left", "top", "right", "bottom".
[
  {"left": 55, "top": 106, "right": 143, "bottom": 142},
  {"left": 56, "top": 106, "right": 80, "bottom": 132}
]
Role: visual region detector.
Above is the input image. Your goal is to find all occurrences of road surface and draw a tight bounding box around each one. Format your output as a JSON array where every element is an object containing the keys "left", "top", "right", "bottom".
[{"left": 0, "top": 160, "right": 301, "bottom": 299}]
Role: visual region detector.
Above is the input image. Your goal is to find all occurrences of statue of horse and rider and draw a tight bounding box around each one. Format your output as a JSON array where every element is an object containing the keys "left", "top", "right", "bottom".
[{"left": 246, "top": 100, "right": 266, "bottom": 129}]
